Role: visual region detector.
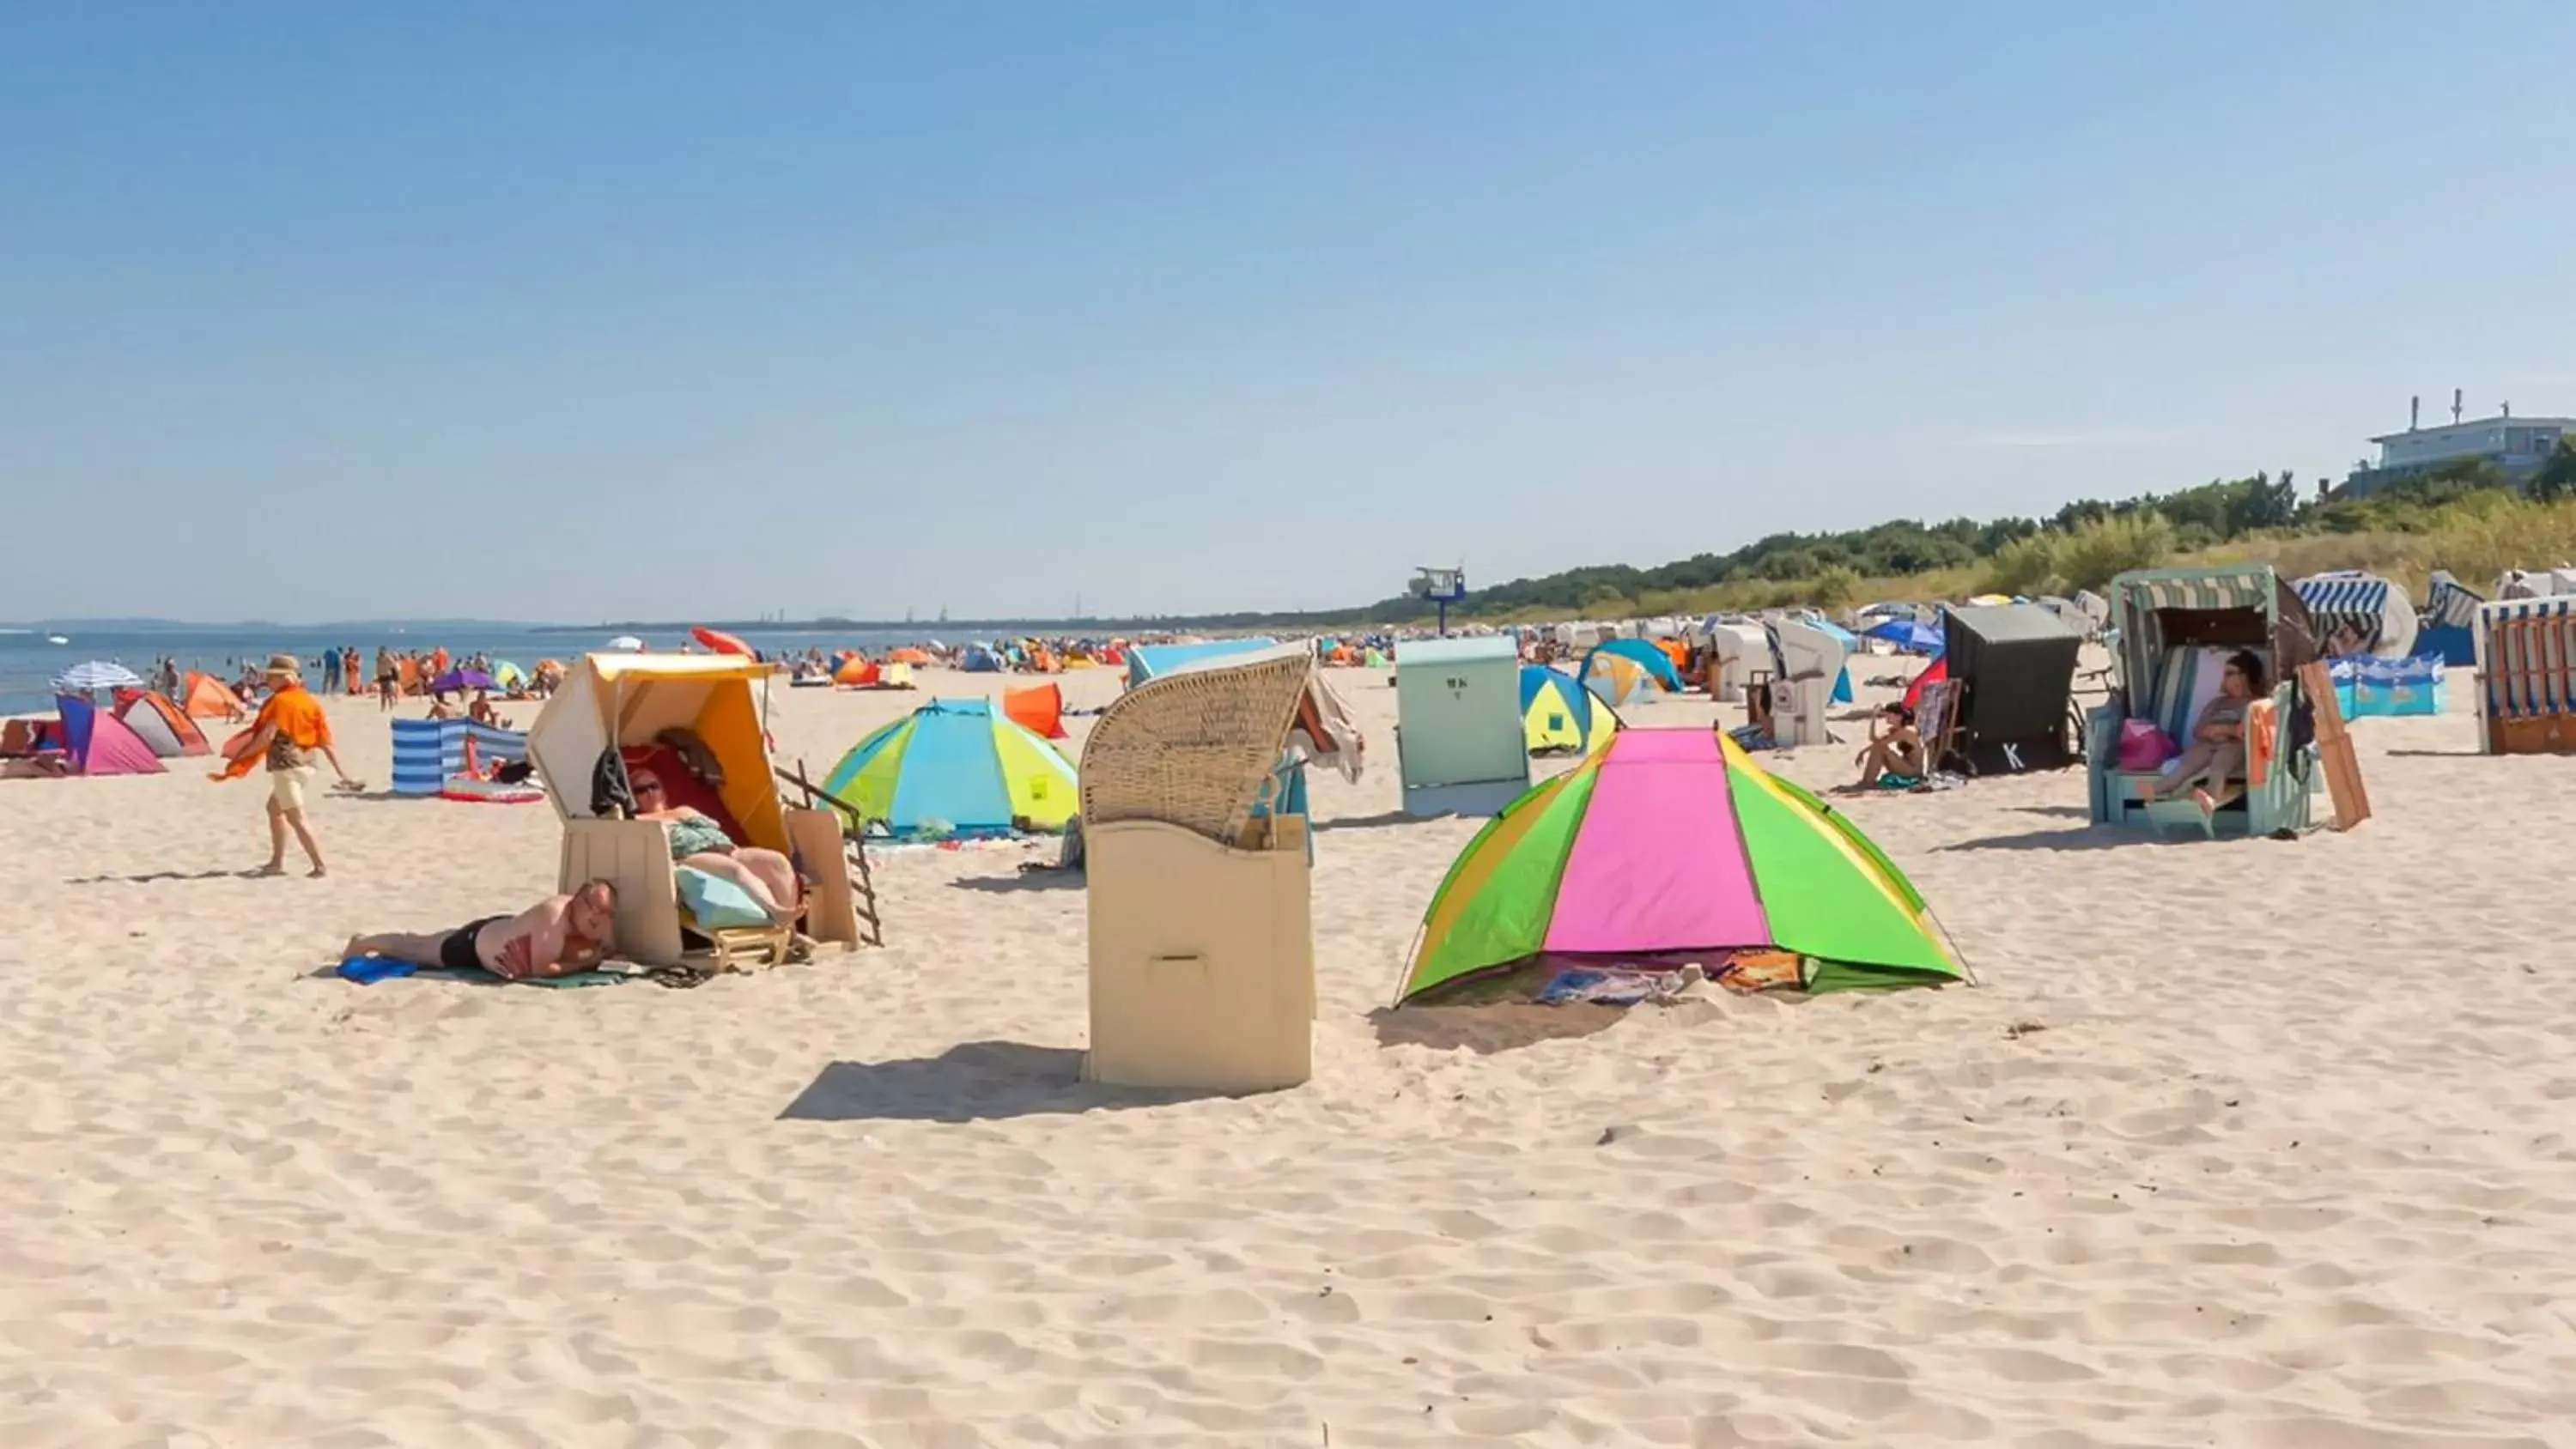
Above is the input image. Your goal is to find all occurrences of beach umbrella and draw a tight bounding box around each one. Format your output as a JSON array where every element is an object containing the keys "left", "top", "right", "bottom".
[
  {"left": 1864, "top": 618, "right": 1945, "bottom": 656},
  {"left": 692, "top": 626, "right": 753, "bottom": 657},
  {"left": 431, "top": 668, "right": 495, "bottom": 693},
  {"left": 820, "top": 698, "right": 1077, "bottom": 837},
  {"left": 52, "top": 660, "right": 142, "bottom": 693},
  {"left": 1397, "top": 729, "right": 1961, "bottom": 1004},
  {"left": 606, "top": 635, "right": 647, "bottom": 652},
  {"left": 490, "top": 660, "right": 527, "bottom": 688}
]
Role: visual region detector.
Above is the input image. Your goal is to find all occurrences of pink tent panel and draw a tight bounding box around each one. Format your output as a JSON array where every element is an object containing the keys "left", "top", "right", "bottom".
[
  {"left": 1542, "top": 729, "right": 1765, "bottom": 954},
  {"left": 58, "top": 694, "right": 168, "bottom": 777}
]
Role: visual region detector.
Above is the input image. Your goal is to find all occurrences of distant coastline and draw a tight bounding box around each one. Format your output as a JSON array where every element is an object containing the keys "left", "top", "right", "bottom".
[
  {"left": 527, "top": 610, "right": 1376, "bottom": 637},
  {"left": 7, "top": 609, "right": 1382, "bottom": 637}
]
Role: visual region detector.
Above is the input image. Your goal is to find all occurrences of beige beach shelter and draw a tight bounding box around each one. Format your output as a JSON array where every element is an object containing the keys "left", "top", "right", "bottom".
[
  {"left": 528, "top": 653, "right": 859, "bottom": 965},
  {"left": 1081, "top": 645, "right": 1319, "bottom": 1093}
]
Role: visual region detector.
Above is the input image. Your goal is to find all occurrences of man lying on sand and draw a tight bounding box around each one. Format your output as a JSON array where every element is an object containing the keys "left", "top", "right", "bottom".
[{"left": 345, "top": 880, "right": 618, "bottom": 981}]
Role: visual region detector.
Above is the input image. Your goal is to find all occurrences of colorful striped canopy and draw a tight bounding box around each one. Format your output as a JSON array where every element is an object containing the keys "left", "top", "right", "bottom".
[
  {"left": 822, "top": 697, "right": 1077, "bottom": 838},
  {"left": 1399, "top": 729, "right": 1959, "bottom": 1003}
]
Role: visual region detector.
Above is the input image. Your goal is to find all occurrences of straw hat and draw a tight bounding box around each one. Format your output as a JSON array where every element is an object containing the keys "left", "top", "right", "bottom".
[{"left": 263, "top": 652, "right": 302, "bottom": 681}]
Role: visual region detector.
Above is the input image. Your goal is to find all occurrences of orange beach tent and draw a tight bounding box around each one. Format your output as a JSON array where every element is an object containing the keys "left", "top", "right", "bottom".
[
  {"left": 115, "top": 690, "right": 212, "bottom": 757},
  {"left": 180, "top": 671, "right": 248, "bottom": 722},
  {"left": 1004, "top": 682, "right": 1067, "bottom": 740}
]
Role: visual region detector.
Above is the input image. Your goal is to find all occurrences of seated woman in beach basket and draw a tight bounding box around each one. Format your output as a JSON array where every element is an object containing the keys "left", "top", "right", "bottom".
[{"left": 2153, "top": 649, "right": 2263, "bottom": 816}]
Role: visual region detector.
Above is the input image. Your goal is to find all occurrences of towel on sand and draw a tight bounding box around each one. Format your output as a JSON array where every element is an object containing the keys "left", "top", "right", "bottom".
[{"left": 336, "top": 957, "right": 638, "bottom": 989}]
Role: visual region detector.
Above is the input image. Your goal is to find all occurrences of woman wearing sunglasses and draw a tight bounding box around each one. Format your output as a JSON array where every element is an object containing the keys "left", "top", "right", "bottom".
[{"left": 628, "top": 768, "right": 804, "bottom": 924}]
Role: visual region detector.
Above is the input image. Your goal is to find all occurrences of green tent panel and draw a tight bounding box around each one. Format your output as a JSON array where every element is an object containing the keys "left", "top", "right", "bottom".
[
  {"left": 1726, "top": 761, "right": 1953, "bottom": 978},
  {"left": 1407, "top": 765, "right": 1600, "bottom": 998}
]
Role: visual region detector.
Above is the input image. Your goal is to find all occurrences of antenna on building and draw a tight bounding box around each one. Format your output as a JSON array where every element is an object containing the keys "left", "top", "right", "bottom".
[
  {"left": 2502, "top": 400, "right": 2512, "bottom": 418},
  {"left": 2452, "top": 387, "right": 2464, "bottom": 425},
  {"left": 2409, "top": 395, "right": 2420, "bottom": 432}
]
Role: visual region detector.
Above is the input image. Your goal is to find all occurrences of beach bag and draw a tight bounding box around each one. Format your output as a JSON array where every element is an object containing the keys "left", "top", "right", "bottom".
[
  {"left": 265, "top": 734, "right": 313, "bottom": 773},
  {"left": 2117, "top": 718, "right": 2175, "bottom": 771}
]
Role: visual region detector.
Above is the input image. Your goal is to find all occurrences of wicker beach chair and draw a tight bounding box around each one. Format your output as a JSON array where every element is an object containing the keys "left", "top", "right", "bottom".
[
  {"left": 2086, "top": 566, "right": 2322, "bottom": 839},
  {"left": 1079, "top": 647, "right": 1318, "bottom": 1092}
]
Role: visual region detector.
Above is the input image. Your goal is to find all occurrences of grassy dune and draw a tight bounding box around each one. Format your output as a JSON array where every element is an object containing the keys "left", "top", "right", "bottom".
[{"left": 1484, "top": 494, "right": 2576, "bottom": 622}]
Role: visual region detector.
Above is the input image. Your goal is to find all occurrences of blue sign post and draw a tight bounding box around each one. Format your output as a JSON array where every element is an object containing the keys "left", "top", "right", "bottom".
[{"left": 1414, "top": 567, "right": 1467, "bottom": 637}]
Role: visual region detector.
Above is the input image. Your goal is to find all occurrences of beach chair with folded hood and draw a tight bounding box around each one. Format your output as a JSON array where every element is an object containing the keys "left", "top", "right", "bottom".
[{"left": 1080, "top": 645, "right": 1321, "bottom": 1093}]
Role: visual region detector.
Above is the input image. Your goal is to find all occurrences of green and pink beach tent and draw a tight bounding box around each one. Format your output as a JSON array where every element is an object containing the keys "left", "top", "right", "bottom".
[{"left": 1397, "top": 727, "right": 1962, "bottom": 1003}]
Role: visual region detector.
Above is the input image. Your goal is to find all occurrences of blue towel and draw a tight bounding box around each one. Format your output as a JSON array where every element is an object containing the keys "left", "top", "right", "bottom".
[
  {"left": 337, "top": 955, "right": 417, "bottom": 985},
  {"left": 335, "top": 955, "right": 630, "bottom": 988}
]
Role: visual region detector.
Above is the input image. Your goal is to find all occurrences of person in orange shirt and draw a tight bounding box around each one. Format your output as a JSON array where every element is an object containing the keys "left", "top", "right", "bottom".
[{"left": 216, "top": 653, "right": 359, "bottom": 877}]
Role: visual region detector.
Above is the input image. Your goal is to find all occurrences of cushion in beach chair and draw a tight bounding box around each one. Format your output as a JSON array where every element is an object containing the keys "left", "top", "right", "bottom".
[{"left": 674, "top": 864, "right": 771, "bottom": 930}]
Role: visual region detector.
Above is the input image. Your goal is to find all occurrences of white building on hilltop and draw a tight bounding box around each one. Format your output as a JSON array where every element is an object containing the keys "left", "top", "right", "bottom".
[{"left": 2342, "top": 391, "right": 2570, "bottom": 497}]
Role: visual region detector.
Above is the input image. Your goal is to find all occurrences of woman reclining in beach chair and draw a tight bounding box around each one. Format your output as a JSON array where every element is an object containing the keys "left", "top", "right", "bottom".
[{"left": 626, "top": 763, "right": 803, "bottom": 925}]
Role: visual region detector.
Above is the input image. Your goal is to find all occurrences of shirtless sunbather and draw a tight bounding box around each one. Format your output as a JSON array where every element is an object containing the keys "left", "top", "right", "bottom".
[{"left": 345, "top": 879, "right": 618, "bottom": 980}]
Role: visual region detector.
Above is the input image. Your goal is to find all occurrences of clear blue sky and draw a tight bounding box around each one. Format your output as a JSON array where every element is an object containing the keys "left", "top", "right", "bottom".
[{"left": 5, "top": 3, "right": 2570, "bottom": 623}]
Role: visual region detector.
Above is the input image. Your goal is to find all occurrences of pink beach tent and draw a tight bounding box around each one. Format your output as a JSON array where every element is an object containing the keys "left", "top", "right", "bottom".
[{"left": 55, "top": 694, "right": 167, "bottom": 777}]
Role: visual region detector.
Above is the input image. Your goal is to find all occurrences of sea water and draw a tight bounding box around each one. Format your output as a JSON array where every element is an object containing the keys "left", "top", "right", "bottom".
[{"left": 0, "top": 624, "right": 968, "bottom": 717}]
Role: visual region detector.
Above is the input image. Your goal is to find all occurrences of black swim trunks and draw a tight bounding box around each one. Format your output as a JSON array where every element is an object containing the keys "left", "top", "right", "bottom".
[{"left": 440, "top": 917, "right": 505, "bottom": 971}]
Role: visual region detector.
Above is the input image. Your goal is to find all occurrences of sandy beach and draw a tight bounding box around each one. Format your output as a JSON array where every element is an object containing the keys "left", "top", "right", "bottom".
[{"left": 5, "top": 660, "right": 2574, "bottom": 1448}]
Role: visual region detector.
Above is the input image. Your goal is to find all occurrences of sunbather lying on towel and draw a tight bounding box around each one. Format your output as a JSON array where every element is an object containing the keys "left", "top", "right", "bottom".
[
  {"left": 345, "top": 879, "right": 619, "bottom": 981},
  {"left": 2154, "top": 649, "right": 2263, "bottom": 815},
  {"left": 628, "top": 768, "right": 802, "bottom": 924}
]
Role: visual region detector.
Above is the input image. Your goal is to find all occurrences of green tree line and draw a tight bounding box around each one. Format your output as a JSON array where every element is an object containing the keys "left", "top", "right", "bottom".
[{"left": 1349, "top": 448, "right": 2573, "bottom": 624}]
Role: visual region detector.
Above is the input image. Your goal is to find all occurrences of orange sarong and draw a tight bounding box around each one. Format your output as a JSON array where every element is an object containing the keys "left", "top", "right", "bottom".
[{"left": 216, "top": 686, "right": 335, "bottom": 781}]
